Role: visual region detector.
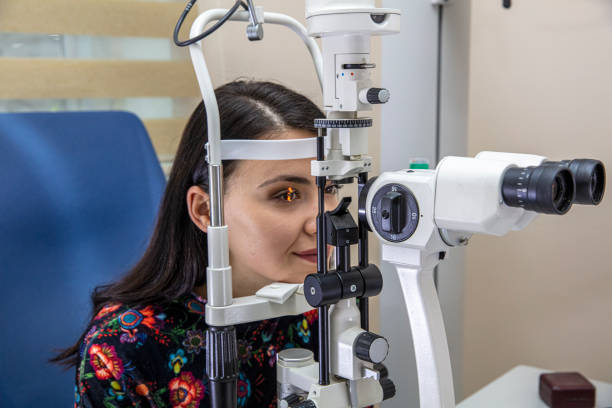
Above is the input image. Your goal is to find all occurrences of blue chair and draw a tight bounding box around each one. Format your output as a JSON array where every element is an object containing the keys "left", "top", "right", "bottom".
[{"left": 0, "top": 111, "right": 167, "bottom": 407}]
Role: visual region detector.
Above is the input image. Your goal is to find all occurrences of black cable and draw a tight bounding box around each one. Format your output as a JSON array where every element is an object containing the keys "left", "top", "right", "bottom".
[{"left": 174, "top": 0, "right": 248, "bottom": 47}]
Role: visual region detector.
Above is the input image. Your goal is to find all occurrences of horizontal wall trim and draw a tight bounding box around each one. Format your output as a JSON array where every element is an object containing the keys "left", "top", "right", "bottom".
[
  {"left": 144, "top": 118, "right": 187, "bottom": 158},
  {"left": 0, "top": 59, "right": 200, "bottom": 99},
  {"left": 0, "top": 0, "right": 194, "bottom": 38}
]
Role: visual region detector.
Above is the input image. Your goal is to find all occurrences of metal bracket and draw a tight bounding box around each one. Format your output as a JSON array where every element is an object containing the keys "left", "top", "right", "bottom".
[
  {"left": 246, "top": 2, "right": 264, "bottom": 40},
  {"left": 311, "top": 156, "right": 373, "bottom": 179},
  {"left": 205, "top": 283, "right": 313, "bottom": 326}
]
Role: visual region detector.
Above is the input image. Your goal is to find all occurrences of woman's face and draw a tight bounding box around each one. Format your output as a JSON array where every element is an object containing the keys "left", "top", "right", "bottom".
[{"left": 222, "top": 129, "right": 339, "bottom": 297}]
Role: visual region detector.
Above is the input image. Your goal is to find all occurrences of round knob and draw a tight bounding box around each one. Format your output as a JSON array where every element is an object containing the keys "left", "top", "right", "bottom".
[
  {"left": 360, "top": 88, "right": 390, "bottom": 104},
  {"left": 380, "top": 377, "right": 396, "bottom": 401},
  {"left": 277, "top": 348, "right": 314, "bottom": 368},
  {"left": 370, "top": 183, "right": 419, "bottom": 243},
  {"left": 354, "top": 331, "right": 389, "bottom": 363},
  {"left": 374, "top": 362, "right": 389, "bottom": 379},
  {"left": 246, "top": 24, "right": 264, "bottom": 41},
  {"left": 304, "top": 273, "right": 342, "bottom": 307}
]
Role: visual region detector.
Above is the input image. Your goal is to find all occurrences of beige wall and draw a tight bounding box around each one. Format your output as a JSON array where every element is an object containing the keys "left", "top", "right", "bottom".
[
  {"left": 464, "top": 0, "right": 612, "bottom": 397},
  {"left": 199, "top": 0, "right": 321, "bottom": 104}
]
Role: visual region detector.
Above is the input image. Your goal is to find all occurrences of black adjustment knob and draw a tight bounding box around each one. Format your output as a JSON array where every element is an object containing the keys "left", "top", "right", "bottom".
[
  {"left": 314, "top": 118, "right": 373, "bottom": 128},
  {"left": 381, "top": 191, "right": 406, "bottom": 233},
  {"left": 364, "top": 87, "right": 390, "bottom": 104},
  {"left": 206, "top": 327, "right": 239, "bottom": 407},
  {"left": 354, "top": 331, "right": 389, "bottom": 364},
  {"left": 371, "top": 183, "right": 419, "bottom": 242},
  {"left": 206, "top": 327, "right": 238, "bottom": 380},
  {"left": 358, "top": 264, "right": 383, "bottom": 298},
  {"left": 374, "top": 363, "right": 389, "bottom": 379},
  {"left": 304, "top": 273, "right": 342, "bottom": 307},
  {"left": 380, "top": 377, "right": 396, "bottom": 401},
  {"left": 336, "top": 268, "right": 365, "bottom": 299}
]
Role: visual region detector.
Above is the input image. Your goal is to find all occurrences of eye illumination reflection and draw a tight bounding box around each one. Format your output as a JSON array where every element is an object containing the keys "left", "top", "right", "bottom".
[
  {"left": 284, "top": 187, "right": 298, "bottom": 202},
  {"left": 280, "top": 187, "right": 298, "bottom": 202}
]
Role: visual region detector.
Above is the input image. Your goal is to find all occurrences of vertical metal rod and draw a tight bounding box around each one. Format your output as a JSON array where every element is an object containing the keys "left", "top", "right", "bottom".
[
  {"left": 433, "top": 3, "right": 444, "bottom": 291},
  {"left": 357, "top": 172, "right": 370, "bottom": 330},
  {"left": 208, "top": 150, "right": 235, "bottom": 408},
  {"left": 208, "top": 164, "right": 224, "bottom": 226},
  {"left": 316, "top": 128, "right": 330, "bottom": 385},
  {"left": 336, "top": 245, "right": 350, "bottom": 273}
]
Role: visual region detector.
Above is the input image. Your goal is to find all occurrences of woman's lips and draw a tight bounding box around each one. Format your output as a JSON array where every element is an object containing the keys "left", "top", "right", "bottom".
[
  {"left": 295, "top": 249, "right": 319, "bottom": 264},
  {"left": 294, "top": 246, "right": 333, "bottom": 264},
  {"left": 295, "top": 253, "right": 318, "bottom": 264}
]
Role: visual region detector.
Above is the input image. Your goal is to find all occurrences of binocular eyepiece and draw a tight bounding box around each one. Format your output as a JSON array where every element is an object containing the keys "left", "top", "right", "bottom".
[
  {"left": 501, "top": 158, "right": 605, "bottom": 215},
  {"left": 545, "top": 159, "right": 606, "bottom": 205}
]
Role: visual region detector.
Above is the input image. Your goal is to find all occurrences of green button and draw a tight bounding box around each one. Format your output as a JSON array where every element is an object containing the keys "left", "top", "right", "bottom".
[{"left": 409, "top": 162, "right": 429, "bottom": 170}]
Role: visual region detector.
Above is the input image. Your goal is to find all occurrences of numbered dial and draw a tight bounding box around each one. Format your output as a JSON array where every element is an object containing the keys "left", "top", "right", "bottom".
[{"left": 370, "top": 184, "right": 419, "bottom": 242}]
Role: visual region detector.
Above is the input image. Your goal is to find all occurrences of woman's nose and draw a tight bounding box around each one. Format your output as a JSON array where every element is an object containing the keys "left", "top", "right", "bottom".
[
  {"left": 304, "top": 210, "right": 317, "bottom": 236},
  {"left": 305, "top": 194, "right": 340, "bottom": 236}
]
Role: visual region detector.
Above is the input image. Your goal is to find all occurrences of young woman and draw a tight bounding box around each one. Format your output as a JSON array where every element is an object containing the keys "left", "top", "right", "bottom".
[{"left": 52, "top": 80, "right": 340, "bottom": 408}]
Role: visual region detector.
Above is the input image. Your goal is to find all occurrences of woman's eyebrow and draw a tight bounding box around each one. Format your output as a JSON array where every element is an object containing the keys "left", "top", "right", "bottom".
[{"left": 257, "top": 175, "right": 312, "bottom": 188}]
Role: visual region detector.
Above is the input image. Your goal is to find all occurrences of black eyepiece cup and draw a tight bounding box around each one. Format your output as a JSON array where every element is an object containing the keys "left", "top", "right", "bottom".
[
  {"left": 543, "top": 159, "right": 606, "bottom": 205},
  {"left": 566, "top": 159, "right": 605, "bottom": 205},
  {"left": 502, "top": 165, "right": 575, "bottom": 215}
]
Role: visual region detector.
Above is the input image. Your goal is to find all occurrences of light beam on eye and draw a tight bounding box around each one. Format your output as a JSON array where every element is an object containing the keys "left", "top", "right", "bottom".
[{"left": 287, "top": 187, "right": 296, "bottom": 201}]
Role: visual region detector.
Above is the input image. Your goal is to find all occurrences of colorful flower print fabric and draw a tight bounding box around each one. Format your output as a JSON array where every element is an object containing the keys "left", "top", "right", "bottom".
[{"left": 76, "top": 294, "right": 319, "bottom": 408}]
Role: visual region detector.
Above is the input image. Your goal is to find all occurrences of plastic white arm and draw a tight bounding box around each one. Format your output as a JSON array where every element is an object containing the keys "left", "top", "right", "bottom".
[
  {"left": 188, "top": 8, "right": 323, "bottom": 315},
  {"left": 188, "top": 8, "right": 323, "bottom": 166},
  {"left": 394, "top": 261, "right": 455, "bottom": 408}
]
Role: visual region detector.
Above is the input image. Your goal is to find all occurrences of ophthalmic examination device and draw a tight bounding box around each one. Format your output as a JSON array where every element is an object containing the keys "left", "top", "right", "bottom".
[{"left": 172, "top": 1, "right": 607, "bottom": 407}]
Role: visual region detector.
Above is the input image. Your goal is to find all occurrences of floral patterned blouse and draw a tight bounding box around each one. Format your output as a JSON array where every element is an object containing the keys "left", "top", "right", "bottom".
[{"left": 75, "top": 293, "right": 319, "bottom": 408}]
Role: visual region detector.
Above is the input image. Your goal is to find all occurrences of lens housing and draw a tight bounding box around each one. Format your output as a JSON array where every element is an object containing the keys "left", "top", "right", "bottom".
[
  {"left": 544, "top": 159, "right": 605, "bottom": 205},
  {"left": 502, "top": 165, "right": 575, "bottom": 214}
]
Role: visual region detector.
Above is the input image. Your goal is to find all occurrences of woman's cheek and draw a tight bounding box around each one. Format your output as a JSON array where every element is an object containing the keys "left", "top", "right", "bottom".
[{"left": 247, "top": 211, "right": 296, "bottom": 272}]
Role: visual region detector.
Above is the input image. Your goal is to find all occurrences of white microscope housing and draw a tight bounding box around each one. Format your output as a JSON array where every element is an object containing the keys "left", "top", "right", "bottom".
[
  {"left": 361, "top": 151, "right": 603, "bottom": 408},
  {"left": 306, "top": 0, "right": 400, "bottom": 179}
]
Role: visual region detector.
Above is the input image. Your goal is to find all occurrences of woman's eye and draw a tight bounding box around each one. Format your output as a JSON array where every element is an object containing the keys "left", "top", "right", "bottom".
[
  {"left": 275, "top": 187, "right": 300, "bottom": 202},
  {"left": 325, "top": 184, "right": 343, "bottom": 195}
]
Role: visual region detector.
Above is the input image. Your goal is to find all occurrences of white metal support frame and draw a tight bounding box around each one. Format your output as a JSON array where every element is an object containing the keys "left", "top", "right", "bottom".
[
  {"left": 189, "top": 8, "right": 323, "bottom": 168},
  {"left": 187, "top": 8, "right": 324, "bottom": 321}
]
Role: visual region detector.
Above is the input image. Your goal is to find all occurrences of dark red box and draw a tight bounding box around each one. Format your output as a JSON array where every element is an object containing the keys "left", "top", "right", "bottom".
[{"left": 539, "top": 372, "right": 596, "bottom": 408}]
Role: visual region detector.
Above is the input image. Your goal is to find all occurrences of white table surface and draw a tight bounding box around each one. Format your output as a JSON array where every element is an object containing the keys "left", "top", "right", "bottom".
[{"left": 458, "top": 365, "right": 612, "bottom": 408}]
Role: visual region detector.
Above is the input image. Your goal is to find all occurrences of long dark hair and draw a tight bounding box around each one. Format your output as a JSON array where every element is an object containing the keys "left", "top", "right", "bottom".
[{"left": 52, "top": 80, "right": 324, "bottom": 368}]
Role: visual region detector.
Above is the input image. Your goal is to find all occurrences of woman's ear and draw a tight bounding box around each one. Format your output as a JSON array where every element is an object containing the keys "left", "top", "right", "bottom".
[{"left": 187, "top": 186, "right": 211, "bottom": 233}]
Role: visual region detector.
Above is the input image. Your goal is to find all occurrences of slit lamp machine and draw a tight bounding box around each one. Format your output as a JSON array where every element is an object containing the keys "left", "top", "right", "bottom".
[{"left": 174, "top": 1, "right": 607, "bottom": 407}]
